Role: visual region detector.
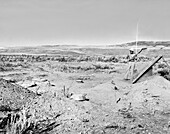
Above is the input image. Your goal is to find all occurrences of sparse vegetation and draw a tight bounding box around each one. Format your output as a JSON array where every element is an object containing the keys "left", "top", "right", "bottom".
[{"left": 1, "top": 45, "right": 170, "bottom": 134}]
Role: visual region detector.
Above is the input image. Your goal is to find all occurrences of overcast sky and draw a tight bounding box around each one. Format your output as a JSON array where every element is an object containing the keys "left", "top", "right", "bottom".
[{"left": 0, "top": 0, "right": 170, "bottom": 46}]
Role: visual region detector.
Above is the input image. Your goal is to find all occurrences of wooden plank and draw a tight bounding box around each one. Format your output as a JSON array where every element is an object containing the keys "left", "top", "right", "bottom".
[{"left": 132, "top": 55, "right": 163, "bottom": 84}]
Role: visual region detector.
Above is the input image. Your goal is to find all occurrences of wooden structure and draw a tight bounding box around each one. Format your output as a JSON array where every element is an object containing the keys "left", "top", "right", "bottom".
[{"left": 132, "top": 55, "right": 163, "bottom": 84}]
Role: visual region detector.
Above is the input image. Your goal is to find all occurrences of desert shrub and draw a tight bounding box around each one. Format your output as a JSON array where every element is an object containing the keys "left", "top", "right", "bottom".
[
  {"left": 58, "top": 57, "right": 66, "bottom": 62},
  {"left": 2, "top": 107, "right": 36, "bottom": 134},
  {"left": 157, "top": 68, "right": 169, "bottom": 76},
  {"left": 0, "top": 105, "right": 13, "bottom": 112},
  {"left": 158, "top": 63, "right": 167, "bottom": 68},
  {"left": 92, "top": 64, "right": 111, "bottom": 70},
  {"left": 0, "top": 66, "right": 6, "bottom": 71},
  {"left": 156, "top": 63, "right": 170, "bottom": 81},
  {"left": 5, "top": 63, "right": 14, "bottom": 67},
  {"left": 93, "top": 64, "right": 103, "bottom": 69}
]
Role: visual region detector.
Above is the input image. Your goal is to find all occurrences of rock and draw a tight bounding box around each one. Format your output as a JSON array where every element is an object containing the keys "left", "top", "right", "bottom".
[
  {"left": 17, "top": 80, "right": 37, "bottom": 88},
  {"left": 76, "top": 79, "right": 84, "bottom": 83},
  {"left": 32, "top": 78, "right": 48, "bottom": 82},
  {"left": 70, "top": 93, "right": 88, "bottom": 101}
]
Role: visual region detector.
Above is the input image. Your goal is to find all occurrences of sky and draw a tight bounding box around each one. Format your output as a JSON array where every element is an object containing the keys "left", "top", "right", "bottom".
[{"left": 0, "top": 0, "right": 170, "bottom": 47}]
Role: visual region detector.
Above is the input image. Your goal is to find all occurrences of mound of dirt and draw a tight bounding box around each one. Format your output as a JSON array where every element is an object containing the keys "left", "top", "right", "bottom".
[
  {"left": 120, "top": 76, "right": 170, "bottom": 113},
  {"left": 0, "top": 78, "right": 36, "bottom": 111}
]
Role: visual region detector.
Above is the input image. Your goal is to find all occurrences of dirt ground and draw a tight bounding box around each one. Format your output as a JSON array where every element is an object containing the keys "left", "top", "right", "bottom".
[{"left": 1, "top": 54, "right": 170, "bottom": 133}]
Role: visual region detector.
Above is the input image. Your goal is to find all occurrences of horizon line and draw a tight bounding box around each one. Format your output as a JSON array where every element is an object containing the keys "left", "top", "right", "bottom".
[{"left": 1, "top": 39, "right": 170, "bottom": 48}]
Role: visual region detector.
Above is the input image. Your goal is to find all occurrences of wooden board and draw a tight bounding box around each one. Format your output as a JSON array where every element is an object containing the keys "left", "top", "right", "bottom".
[{"left": 132, "top": 55, "right": 163, "bottom": 84}]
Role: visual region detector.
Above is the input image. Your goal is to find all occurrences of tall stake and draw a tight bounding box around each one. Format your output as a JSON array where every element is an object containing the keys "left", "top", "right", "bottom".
[{"left": 135, "top": 22, "right": 139, "bottom": 54}]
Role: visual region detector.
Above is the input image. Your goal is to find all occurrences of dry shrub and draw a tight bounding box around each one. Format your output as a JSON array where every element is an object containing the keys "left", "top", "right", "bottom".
[
  {"left": 5, "top": 107, "right": 36, "bottom": 134},
  {"left": 92, "top": 64, "right": 112, "bottom": 70},
  {"left": 156, "top": 62, "right": 170, "bottom": 81},
  {"left": 2, "top": 98, "right": 62, "bottom": 134},
  {"left": 157, "top": 68, "right": 169, "bottom": 76}
]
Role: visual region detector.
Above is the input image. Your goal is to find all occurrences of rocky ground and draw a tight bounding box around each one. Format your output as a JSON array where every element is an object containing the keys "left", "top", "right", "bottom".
[{"left": 0, "top": 53, "right": 170, "bottom": 133}]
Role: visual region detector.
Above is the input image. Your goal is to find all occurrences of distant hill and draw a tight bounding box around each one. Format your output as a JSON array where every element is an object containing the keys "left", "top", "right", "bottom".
[
  {"left": 42, "top": 45, "right": 78, "bottom": 48},
  {"left": 114, "top": 41, "right": 170, "bottom": 47},
  {"left": 107, "top": 41, "right": 170, "bottom": 47}
]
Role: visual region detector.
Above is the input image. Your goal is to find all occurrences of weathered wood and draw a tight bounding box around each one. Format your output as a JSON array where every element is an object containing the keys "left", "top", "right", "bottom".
[{"left": 132, "top": 55, "right": 163, "bottom": 84}]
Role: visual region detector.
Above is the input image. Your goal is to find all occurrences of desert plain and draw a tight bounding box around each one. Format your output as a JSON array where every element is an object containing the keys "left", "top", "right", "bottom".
[{"left": 1, "top": 41, "right": 170, "bottom": 134}]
